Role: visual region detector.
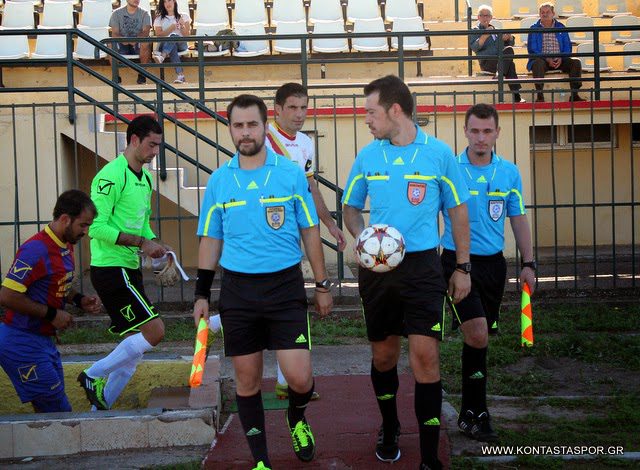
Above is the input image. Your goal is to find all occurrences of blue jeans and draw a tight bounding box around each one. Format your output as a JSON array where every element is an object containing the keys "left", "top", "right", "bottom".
[{"left": 158, "top": 39, "right": 188, "bottom": 74}]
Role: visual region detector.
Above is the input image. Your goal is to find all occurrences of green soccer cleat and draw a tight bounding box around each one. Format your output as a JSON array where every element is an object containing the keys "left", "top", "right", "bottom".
[
  {"left": 77, "top": 370, "right": 108, "bottom": 410},
  {"left": 286, "top": 412, "right": 316, "bottom": 462},
  {"left": 251, "top": 461, "right": 271, "bottom": 470}
]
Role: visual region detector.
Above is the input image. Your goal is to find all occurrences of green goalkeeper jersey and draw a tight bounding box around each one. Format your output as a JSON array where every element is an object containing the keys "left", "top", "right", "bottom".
[{"left": 89, "top": 154, "right": 156, "bottom": 269}]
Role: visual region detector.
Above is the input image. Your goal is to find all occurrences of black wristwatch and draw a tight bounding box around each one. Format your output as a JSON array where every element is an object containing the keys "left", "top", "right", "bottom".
[
  {"left": 455, "top": 262, "right": 472, "bottom": 274},
  {"left": 315, "top": 279, "right": 332, "bottom": 291},
  {"left": 521, "top": 260, "right": 537, "bottom": 271}
]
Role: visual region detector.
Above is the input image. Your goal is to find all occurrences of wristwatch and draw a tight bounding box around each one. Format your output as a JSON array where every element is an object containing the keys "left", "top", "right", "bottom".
[
  {"left": 315, "top": 279, "right": 332, "bottom": 290},
  {"left": 521, "top": 260, "right": 537, "bottom": 271},
  {"left": 455, "top": 262, "right": 472, "bottom": 274}
]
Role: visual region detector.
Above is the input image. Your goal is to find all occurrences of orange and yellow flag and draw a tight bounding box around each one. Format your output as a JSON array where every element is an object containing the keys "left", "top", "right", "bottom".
[
  {"left": 189, "top": 318, "right": 209, "bottom": 387},
  {"left": 521, "top": 282, "right": 534, "bottom": 347}
]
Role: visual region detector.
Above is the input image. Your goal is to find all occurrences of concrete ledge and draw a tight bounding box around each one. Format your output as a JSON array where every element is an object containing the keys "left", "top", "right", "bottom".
[{"left": 0, "top": 408, "right": 215, "bottom": 459}]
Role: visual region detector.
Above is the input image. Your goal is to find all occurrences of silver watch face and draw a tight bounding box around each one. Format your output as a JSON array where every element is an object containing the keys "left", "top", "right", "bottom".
[{"left": 316, "top": 279, "right": 332, "bottom": 289}]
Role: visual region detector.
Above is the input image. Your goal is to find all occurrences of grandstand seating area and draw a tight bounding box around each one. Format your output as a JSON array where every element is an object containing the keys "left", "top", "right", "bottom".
[{"left": 0, "top": 0, "right": 638, "bottom": 82}]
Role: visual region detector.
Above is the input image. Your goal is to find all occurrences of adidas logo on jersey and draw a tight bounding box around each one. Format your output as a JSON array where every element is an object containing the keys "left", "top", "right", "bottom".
[
  {"left": 247, "top": 181, "right": 259, "bottom": 190},
  {"left": 476, "top": 175, "right": 487, "bottom": 183},
  {"left": 393, "top": 157, "right": 405, "bottom": 165}
]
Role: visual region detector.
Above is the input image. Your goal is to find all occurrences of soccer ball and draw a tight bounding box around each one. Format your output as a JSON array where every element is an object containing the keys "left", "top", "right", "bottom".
[{"left": 355, "top": 224, "right": 406, "bottom": 273}]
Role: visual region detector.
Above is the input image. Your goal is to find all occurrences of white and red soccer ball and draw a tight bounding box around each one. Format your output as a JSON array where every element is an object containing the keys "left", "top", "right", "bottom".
[{"left": 355, "top": 224, "right": 406, "bottom": 273}]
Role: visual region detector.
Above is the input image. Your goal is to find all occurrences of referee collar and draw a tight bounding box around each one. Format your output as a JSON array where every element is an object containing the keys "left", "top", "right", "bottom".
[
  {"left": 378, "top": 124, "right": 428, "bottom": 147},
  {"left": 458, "top": 148, "right": 501, "bottom": 165},
  {"left": 227, "top": 147, "right": 281, "bottom": 169}
]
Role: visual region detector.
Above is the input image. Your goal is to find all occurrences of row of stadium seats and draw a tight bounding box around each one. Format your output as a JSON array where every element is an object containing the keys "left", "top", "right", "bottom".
[{"left": 469, "top": 0, "right": 630, "bottom": 18}]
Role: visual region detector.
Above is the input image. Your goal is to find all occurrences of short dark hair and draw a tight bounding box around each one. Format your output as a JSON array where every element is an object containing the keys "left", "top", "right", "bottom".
[
  {"left": 227, "top": 94, "right": 268, "bottom": 123},
  {"left": 126, "top": 115, "right": 163, "bottom": 144},
  {"left": 363, "top": 75, "right": 414, "bottom": 118},
  {"left": 53, "top": 189, "right": 97, "bottom": 220},
  {"left": 465, "top": 103, "right": 499, "bottom": 127},
  {"left": 275, "top": 82, "right": 308, "bottom": 107}
]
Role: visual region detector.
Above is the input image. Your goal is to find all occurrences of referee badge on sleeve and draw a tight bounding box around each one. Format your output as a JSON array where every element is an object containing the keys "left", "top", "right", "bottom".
[
  {"left": 488, "top": 200, "right": 504, "bottom": 221},
  {"left": 407, "top": 182, "right": 426, "bottom": 205},
  {"left": 266, "top": 206, "right": 285, "bottom": 229}
]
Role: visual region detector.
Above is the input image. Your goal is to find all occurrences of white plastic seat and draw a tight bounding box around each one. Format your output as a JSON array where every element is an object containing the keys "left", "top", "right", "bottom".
[
  {"left": 32, "top": 33, "right": 69, "bottom": 58},
  {"left": 510, "top": 0, "right": 537, "bottom": 19},
  {"left": 554, "top": 0, "right": 586, "bottom": 18},
  {"left": 465, "top": 1, "right": 492, "bottom": 19},
  {"left": 385, "top": 0, "right": 419, "bottom": 21},
  {"left": 577, "top": 42, "right": 612, "bottom": 72},
  {"left": 309, "top": 0, "right": 342, "bottom": 23},
  {"left": 391, "top": 16, "right": 428, "bottom": 50},
  {"left": 0, "top": 34, "right": 30, "bottom": 59},
  {"left": 234, "top": 21, "right": 269, "bottom": 56},
  {"left": 194, "top": 23, "right": 232, "bottom": 56},
  {"left": 519, "top": 16, "right": 537, "bottom": 46},
  {"left": 352, "top": 17, "right": 388, "bottom": 52},
  {"left": 74, "top": 25, "right": 109, "bottom": 59},
  {"left": 566, "top": 15, "right": 594, "bottom": 44},
  {"left": 312, "top": 19, "right": 348, "bottom": 53},
  {"left": 599, "top": 0, "right": 630, "bottom": 17},
  {"left": 194, "top": 0, "right": 229, "bottom": 27},
  {"left": 233, "top": 0, "right": 268, "bottom": 26},
  {"left": 611, "top": 15, "right": 640, "bottom": 43},
  {"left": 79, "top": 1, "right": 112, "bottom": 28},
  {"left": 623, "top": 42, "right": 640, "bottom": 70},
  {"left": 39, "top": 1, "right": 75, "bottom": 28},
  {"left": 137, "top": 0, "right": 152, "bottom": 13},
  {"left": 271, "top": 0, "right": 306, "bottom": 24},
  {"left": 1, "top": 1, "right": 36, "bottom": 28},
  {"left": 347, "top": 0, "right": 380, "bottom": 22},
  {"left": 176, "top": 0, "right": 190, "bottom": 16},
  {"left": 273, "top": 19, "right": 308, "bottom": 53}
]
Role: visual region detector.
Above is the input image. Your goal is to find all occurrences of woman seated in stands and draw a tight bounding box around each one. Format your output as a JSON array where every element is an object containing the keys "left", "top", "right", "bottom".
[{"left": 153, "top": 0, "right": 191, "bottom": 84}]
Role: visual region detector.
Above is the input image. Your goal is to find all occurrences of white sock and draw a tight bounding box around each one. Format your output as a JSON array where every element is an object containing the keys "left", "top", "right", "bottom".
[
  {"left": 276, "top": 362, "right": 287, "bottom": 386},
  {"left": 209, "top": 314, "right": 221, "bottom": 333},
  {"left": 86, "top": 333, "right": 152, "bottom": 378},
  {"left": 104, "top": 360, "right": 139, "bottom": 408}
]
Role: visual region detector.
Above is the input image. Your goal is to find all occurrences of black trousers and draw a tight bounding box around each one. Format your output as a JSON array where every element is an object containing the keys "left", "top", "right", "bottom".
[
  {"left": 531, "top": 57, "right": 582, "bottom": 90},
  {"left": 479, "top": 47, "right": 521, "bottom": 92}
]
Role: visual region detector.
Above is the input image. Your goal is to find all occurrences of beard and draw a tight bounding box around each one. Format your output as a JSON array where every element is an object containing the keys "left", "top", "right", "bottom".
[
  {"left": 235, "top": 138, "right": 264, "bottom": 157},
  {"left": 63, "top": 226, "right": 83, "bottom": 245}
]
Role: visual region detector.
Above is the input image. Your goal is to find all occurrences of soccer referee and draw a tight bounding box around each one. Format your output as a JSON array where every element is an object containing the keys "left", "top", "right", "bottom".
[{"left": 193, "top": 94, "right": 332, "bottom": 470}]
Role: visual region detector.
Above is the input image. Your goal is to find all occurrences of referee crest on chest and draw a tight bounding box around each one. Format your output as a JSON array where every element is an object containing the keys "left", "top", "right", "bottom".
[
  {"left": 488, "top": 199, "right": 504, "bottom": 221},
  {"left": 266, "top": 206, "right": 285, "bottom": 229},
  {"left": 407, "top": 182, "right": 426, "bottom": 205}
]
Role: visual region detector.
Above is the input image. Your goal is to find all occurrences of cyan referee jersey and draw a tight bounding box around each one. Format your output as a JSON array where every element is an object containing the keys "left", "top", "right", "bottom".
[
  {"left": 441, "top": 149, "right": 526, "bottom": 255},
  {"left": 342, "top": 125, "right": 469, "bottom": 252},
  {"left": 197, "top": 148, "right": 318, "bottom": 273}
]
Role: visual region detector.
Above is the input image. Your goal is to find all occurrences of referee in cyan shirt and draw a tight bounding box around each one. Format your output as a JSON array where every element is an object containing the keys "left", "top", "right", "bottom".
[{"left": 192, "top": 94, "right": 332, "bottom": 470}]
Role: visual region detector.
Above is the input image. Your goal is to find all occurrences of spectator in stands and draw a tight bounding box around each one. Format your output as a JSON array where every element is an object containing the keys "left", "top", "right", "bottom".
[
  {"left": 153, "top": 0, "right": 191, "bottom": 84},
  {"left": 527, "top": 2, "right": 585, "bottom": 102},
  {"left": 470, "top": 5, "right": 525, "bottom": 103},
  {"left": 109, "top": 0, "right": 152, "bottom": 85}
]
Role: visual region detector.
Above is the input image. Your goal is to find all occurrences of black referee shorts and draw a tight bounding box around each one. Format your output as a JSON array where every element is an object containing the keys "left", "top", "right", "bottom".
[
  {"left": 359, "top": 249, "right": 447, "bottom": 342},
  {"left": 90, "top": 266, "right": 159, "bottom": 336},
  {"left": 218, "top": 264, "right": 310, "bottom": 357},
  {"left": 441, "top": 249, "right": 507, "bottom": 334}
]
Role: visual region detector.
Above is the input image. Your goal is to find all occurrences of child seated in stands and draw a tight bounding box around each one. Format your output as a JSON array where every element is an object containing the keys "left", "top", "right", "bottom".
[{"left": 153, "top": 0, "right": 191, "bottom": 84}]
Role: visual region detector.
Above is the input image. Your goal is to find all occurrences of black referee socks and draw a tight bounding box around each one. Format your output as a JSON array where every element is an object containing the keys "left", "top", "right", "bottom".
[
  {"left": 461, "top": 343, "right": 488, "bottom": 414},
  {"left": 415, "top": 380, "right": 442, "bottom": 468},
  {"left": 371, "top": 363, "right": 400, "bottom": 441},
  {"left": 287, "top": 381, "right": 315, "bottom": 426},
  {"left": 236, "top": 392, "right": 270, "bottom": 467}
]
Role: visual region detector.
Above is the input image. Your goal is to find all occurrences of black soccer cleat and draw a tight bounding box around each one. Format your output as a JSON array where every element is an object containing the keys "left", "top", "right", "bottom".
[
  {"left": 286, "top": 412, "right": 316, "bottom": 462},
  {"left": 375, "top": 422, "right": 401, "bottom": 463},
  {"left": 77, "top": 370, "right": 108, "bottom": 410},
  {"left": 458, "top": 409, "right": 498, "bottom": 442}
]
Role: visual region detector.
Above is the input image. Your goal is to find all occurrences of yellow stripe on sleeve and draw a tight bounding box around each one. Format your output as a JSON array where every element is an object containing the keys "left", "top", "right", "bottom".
[
  {"left": 440, "top": 176, "right": 462, "bottom": 206},
  {"left": 343, "top": 174, "right": 364, "bottom": 205},
  {"left": 202, "top": 204, "right": 223, "bottom": 237},
  {"left": 2, "top": 278, "right": 27, "bottom": 293},
  {"left": 511, "top": 188, "right": 526, "bottom": 214},
  {"left": 294, "top": 194, "right": 316, "bottom": 227}
]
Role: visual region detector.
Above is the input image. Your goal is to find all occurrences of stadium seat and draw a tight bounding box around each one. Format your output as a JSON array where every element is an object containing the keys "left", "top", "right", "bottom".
[
  {"left": 577, "top": 42, "right": 612, "bottom": 72},
  {"left": 566, "top": 15, "right": 594, "bottom": 44},
  {"left": 0, "top": 1, "right": 36, "bottom": 29},
  {"left": 234, "top": 21, "right": 269, "bottom": 56},
  {"left": 311, "top": 19, "right": 348, "bottom": 53},
  {"left": 519, "top": 16, "right": 537, "bottom": 46},
  {"left": 233, "top": 0, "right": 268, "bottom": 25},
  {"left": 510, "top": 0, "right": 538, "bottom": 19},
  {"left": 553, "top": 0, "right": 586, "bottom": 18},
  {"left": 271, "top": 0, "right": 306, "bottom": 24},
  {"left": 74, "top": 25, "right": 109, "bottom": 59},
  {"left": 309, "top": 0, "right": 342, "bottom": 23},
  {"left": 176, "top": 0, "right": 190, "bottom": 16},
  {"left": 352, "top": 17, "right": 388, "bottom": 52},
  {"left": 347, "top": 0, "right": 380, "bottom": 22},
  {"left": 0, "top": 35, "right": 30, "bottom": 59},
  {"left": 194, "top": 23, "right": 232, "bottom": 56},
  {"left": 465, "top": 0, "right": 492, "bottom": 19},
  {"left": 611, "top": 15, "right": 640, "bottom": 44},
  {"left": 623, "top": 42, "right": 640, "bottom": 70},
  {"left": 79, "top": 1, "right": 112, "bottom": 28},
  {"left": 273, "top": 19, "right": 309, "bottom": 53},
  {"left": 599, "top": 0, "right": 630, "bottom": 17},
  {"left": 138, "top": 0, "right": 152, "bottom": 13},
  {"left": 194, "top": 0, "right": 230, "bottom": 27},
  {"left": 32, "top": 33, "right": 69, "bottom": 58},
  {"left": 38, "top": 1, "right": 74, "bottom": 28},
  {"left": 390, "top": 16, "right": 428, "bottom": 50},
  {"left": 385, "top": 0, "right": 419, "bottom": 21}
]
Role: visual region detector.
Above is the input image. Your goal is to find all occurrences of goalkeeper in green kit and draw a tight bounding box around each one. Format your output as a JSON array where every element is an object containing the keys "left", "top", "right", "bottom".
[{"left": 78, "top": 116, "right": 173, "bottom": 410}]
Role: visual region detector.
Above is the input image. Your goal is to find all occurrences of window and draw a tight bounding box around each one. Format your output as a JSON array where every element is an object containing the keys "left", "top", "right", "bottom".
[
  {"left": 632, "top": 123, "right": 640, "bottom": 144},
  {"left": 530, "top": 124, "right": 616, "bottom": 149}
]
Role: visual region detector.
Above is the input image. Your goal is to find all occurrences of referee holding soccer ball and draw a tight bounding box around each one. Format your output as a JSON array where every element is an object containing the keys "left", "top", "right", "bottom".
[
  {"left": 192, "top": 94, "right": 332, "bottom": 470},
  {"left": 342, "top": 75, "right": 471, "bottom": 470}
]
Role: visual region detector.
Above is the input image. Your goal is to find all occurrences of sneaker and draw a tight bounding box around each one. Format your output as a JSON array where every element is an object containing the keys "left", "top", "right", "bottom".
[
  {"left": 458, "top": 409, "right": 498, "bottom": 442},
  {"left": 152, "top": 52, "right": 164, "bottom": 64},
  {"left": 275, "top": 383, "right": 320, "bottom": 401},
  {"left": 286, "top": 413, "right": 316, "bottom": 462},
  {"left": 174, "top": 74, "right": 185, "bottom": 84},
  {"left": 375, "top": 422, "right": 401, "bottom": 462},
  {"left": 513, "top": 93, "right": 526, "bottom": 103},
  {"left": 77, "top": 370, "right": 108, "bottom": 410},
  {"left": 252, "top": 461, "right": 271, "bottom": 470},
  {"left": 136, "top": 74, "right": 146, "bottom": 85}
]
